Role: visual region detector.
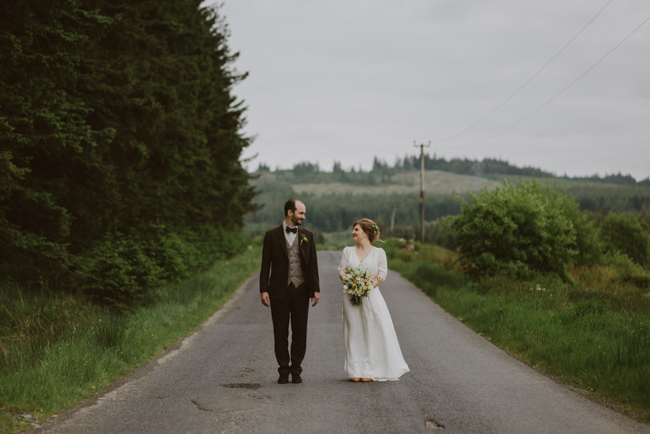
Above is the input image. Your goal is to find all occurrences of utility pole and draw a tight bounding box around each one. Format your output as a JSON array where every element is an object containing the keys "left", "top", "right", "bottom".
[{"left": 414, "top": 141, "right": 431, "bottom": 245}]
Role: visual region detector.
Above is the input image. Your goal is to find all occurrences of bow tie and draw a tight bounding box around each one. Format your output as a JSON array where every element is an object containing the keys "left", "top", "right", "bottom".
[{"left": 285, "top": 226, "right": 297, "bottom": 234}]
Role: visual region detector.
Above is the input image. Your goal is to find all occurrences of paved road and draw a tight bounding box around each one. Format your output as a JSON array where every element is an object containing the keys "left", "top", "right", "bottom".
[{"left": 43, "top": 251, "right": 650, "bottom": 434}]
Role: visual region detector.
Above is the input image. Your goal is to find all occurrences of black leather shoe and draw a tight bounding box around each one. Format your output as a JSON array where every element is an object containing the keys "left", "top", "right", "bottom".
[
  {"left": 278, "top": 374, "right": 289, "bottom": 384},
  {"left": 291, "top": 373, "right": 302, "bottom": 384}
]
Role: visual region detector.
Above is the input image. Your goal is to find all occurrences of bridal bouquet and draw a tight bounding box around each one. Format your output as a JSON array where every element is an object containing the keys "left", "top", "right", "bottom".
[{"left": 342, "top": 266, "right": 375, "bottom": 306}]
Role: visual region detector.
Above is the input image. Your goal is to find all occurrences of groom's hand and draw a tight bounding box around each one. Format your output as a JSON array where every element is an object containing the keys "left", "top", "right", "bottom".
[
  {"left": 311, "top": 292, "right": 320, "bottom": 307},
  {"left": 261, "top": 292, "right": 270, "bottom": 307}
]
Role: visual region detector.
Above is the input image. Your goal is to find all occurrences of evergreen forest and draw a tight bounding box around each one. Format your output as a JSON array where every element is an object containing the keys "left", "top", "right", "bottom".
[{"left": 0, "top": 0, "right": 256, "bottom": 303}]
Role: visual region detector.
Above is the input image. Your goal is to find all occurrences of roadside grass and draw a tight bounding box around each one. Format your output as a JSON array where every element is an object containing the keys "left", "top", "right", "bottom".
[
  {"left": 385, "top": 241, "right": 650, "bottom": 423},
  {"left": 0, "top": 247, "right": 261, "bottom": 433}
]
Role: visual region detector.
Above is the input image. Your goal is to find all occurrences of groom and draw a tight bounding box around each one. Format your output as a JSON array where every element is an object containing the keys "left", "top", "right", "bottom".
[{"left": 260, "top": 198, "right": 320, "bottom": 384}]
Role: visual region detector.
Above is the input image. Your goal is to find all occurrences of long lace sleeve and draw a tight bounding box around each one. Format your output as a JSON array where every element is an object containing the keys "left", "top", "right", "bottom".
[
  {"left": 338, "top": 247, "right": 349, "bottom": 275},
  {"left": 377, "top": 248, "right": 388, "bottom": 282}
]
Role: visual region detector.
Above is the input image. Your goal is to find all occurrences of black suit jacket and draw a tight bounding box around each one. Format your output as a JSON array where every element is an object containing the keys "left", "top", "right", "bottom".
[{"left": 260, "top": 225, "right": 320, "bottom": 299}]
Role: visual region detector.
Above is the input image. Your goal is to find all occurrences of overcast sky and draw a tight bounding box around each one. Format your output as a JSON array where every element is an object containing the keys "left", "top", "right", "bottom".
[{"left": 217, "top": 0, "right": 650, "bottom": 180}]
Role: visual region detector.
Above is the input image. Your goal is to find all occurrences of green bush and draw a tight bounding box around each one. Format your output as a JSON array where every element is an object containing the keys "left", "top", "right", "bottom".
[
  {"left": 601, "top": 251, "right": 643, "bottom": 276},
  {"left": 80, "top": 226, "right": 248, "bottom": 304},
  {"left": 564, "top": 210, "right": 602, "bottom": 266},
  {"left": 145, "top": 226, "right": 197, "bottom": 281},
  {"left": 82, "top": 236, "right": 163, "bottom": 304},
  {"left": 424, "top": 217, "right": 456, "bottom": 250},
  {"left": 598, "top": 213, "right": 650, "bottom": 267},
  {"left": 450, "top": 180, "right": 597, "bottom": 280}
]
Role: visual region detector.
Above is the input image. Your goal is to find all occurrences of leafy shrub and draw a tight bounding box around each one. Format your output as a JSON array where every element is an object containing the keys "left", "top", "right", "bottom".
[
  {"left": 601, "top": 251, "right": 643, "bottom": 276},
  {"left": 598, "top": 213, "right": 650, "bottom": 267},
  {"left": 450, "top": 180, "right": 597, "bottom": 281},
  {"left": 82, "top": 236, "right": 163, "bottom": 304},
  {"left": 144, "top": 224, "right": 199, "bottom": 281},
  {"left": 424, "top": 217, "right": 456, "bottom": 250},
  {"left": 78, "top": 225, "right": 248, "bottom": 305},
  {"left": 564, "top": 210, "right": 602, "bottom": 266},
  {"left": 190, "top": 225, "right": 248, "bottom": 265}
]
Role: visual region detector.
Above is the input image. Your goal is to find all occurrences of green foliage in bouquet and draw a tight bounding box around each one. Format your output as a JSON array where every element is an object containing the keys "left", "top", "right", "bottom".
[
  {"left": 450, "top": 180, "right": 599, "bottom": 281},
  {"left": 342, "top": 266, "right": 375, "bottom": 306}
]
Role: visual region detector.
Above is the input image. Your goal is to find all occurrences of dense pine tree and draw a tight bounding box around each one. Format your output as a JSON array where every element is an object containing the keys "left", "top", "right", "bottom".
[{"left": 0, "top": 0, "right": 256, "bottom": 301}]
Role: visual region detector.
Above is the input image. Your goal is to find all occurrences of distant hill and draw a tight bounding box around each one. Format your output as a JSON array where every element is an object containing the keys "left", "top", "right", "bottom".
[
  {"left": 255, "top": 155, "right": 650, "bottom": 187},
  {"left": 246, "top": 156, "right": 650, "bottom": 236}
]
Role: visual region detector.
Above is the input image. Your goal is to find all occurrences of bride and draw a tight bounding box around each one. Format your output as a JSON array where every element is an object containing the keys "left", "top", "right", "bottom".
[{"left": 338, "top": 218, "right": 409, "bottom": 382}]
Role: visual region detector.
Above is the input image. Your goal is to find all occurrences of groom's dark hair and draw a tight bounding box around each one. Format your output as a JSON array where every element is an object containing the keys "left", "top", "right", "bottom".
[{"left": 284, "top": 198, "right": 303, "bottom": 216}]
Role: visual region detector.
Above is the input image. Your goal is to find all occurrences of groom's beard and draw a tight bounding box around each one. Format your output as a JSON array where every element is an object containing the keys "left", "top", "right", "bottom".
[{"left": 291, "top": 216, "right": 302, "bottom": 226}]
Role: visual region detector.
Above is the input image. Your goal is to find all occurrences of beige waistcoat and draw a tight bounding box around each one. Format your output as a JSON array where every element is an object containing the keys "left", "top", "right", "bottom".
[{"left": 287, "top": 234, "right": 306, "bottom": 287}]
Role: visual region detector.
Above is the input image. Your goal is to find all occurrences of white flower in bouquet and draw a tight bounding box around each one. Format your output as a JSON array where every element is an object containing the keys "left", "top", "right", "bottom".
[{"left": 341, "top": 265, "right": 380, "bottom": 306}]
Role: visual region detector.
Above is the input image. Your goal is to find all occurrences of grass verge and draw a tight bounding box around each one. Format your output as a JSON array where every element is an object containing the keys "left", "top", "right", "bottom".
[
  {"left": 0, "top": 247, "right": 261, "bottom": 433},
  {"left": 384, "top": 241, "right": 650, "bottom": 423}
]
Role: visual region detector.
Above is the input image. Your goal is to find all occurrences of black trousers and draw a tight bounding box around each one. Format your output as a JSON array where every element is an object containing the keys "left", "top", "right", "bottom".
[{"left": 270, "top": 283, "right": 310, "bottom": 375}]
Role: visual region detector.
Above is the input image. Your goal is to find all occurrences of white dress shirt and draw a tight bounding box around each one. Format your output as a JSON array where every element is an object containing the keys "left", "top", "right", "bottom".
[{"left": 282, "top": 221, "right": 298, "bottom": 245}]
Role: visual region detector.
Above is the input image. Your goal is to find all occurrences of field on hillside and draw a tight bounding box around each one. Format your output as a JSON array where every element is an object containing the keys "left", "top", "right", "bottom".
[
  {"left": 262, "top": 169, "right": 650, "bottom": 202},
  {"left": 246, "top": 170, "right": 650, "bottom": 236},
  {"left": 291, "top": 171, "right": 500, "bottom": 196}
]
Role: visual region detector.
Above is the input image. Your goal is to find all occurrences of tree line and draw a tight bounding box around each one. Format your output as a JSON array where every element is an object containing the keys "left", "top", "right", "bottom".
[
  {"left": 247, "top": 160, "right": 650, "bottom": 239},
  {"left": 244, "top": 175, "right": 461, "bottom": 238},
  {"left": 257, "top": 156, "right": 650, "bottom": 187},
  {"left": 1, "top": 1, "right": 256, "bottom": 303},
  {"left": 246, "top": 190, "right": 460, "bottom": 237}
]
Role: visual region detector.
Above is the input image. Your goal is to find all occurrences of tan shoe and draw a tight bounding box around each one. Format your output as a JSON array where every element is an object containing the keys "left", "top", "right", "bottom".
[
  {"left": 361, "top": 378, "right": 372, "bottom": 382},
  {"left": 350, "top": 378, "right": 361, "bottom": 382}
]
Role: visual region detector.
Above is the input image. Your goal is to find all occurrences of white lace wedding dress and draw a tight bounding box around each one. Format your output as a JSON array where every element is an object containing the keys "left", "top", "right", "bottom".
[{"left": 338, "top": 246, "right": 410, "bottom": 381}]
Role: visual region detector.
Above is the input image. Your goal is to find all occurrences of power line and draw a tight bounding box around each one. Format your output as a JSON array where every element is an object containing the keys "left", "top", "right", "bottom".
[
  {"left": 462, "top": 12, "right": 650, "bottom": 149},
  {"left": 435, "top": 0, "right": 614, "bottom": 145}
]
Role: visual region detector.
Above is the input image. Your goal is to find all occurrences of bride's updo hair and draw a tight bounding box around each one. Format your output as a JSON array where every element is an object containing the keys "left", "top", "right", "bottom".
[{"left": 354, "top": 218, "right": 382, "bottom": 243}]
